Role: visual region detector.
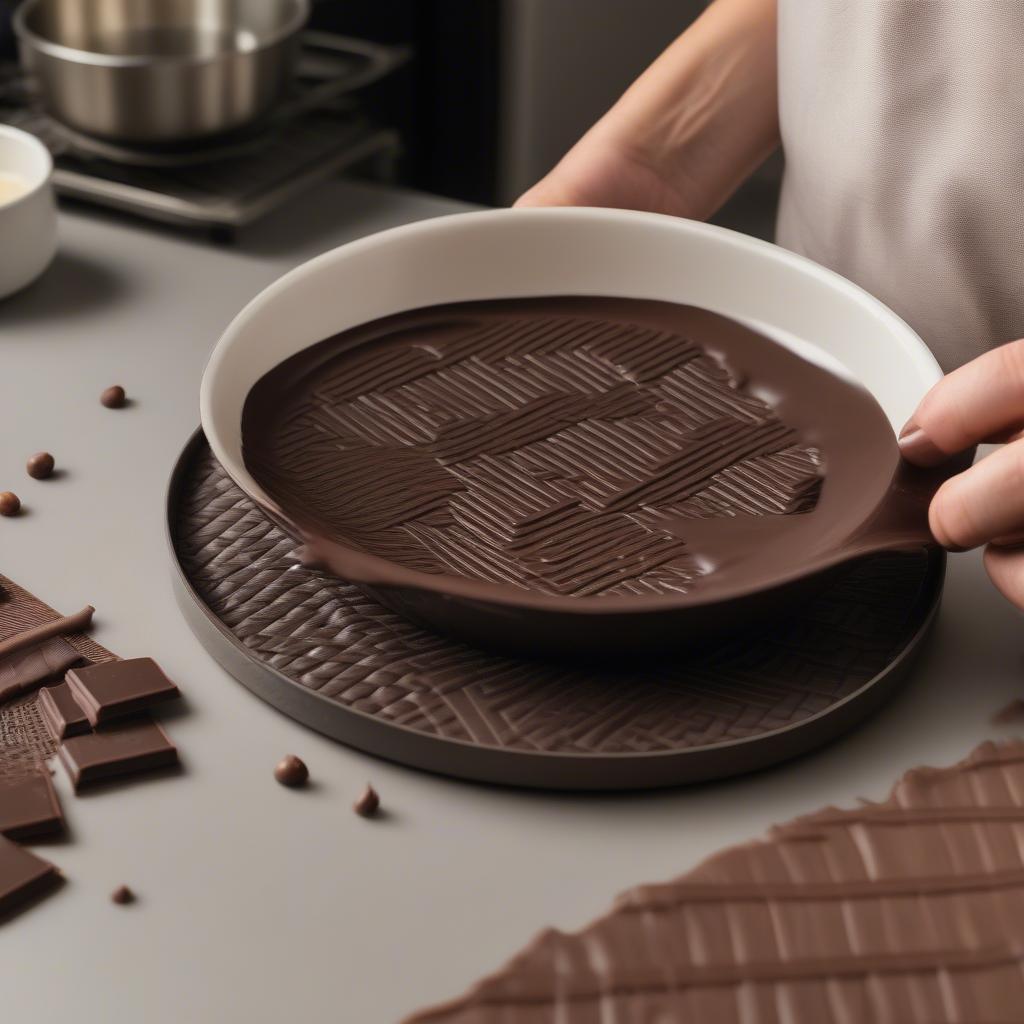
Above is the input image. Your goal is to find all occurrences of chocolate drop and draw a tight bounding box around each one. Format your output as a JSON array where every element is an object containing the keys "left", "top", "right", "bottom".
[
  {"left": 274, "top": 754, "right": 308, "bottom": 787},
  {"left": 353, "top": 784, "right": 379, "bottom": 817},
  {"left": 26, "top": 453, "right": 54, "bottom": 480}
]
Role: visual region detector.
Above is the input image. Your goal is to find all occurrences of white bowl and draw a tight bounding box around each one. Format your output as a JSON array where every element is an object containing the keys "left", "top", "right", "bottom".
[
  {"left": 0, "top": 125, "right": 57, "bottom": 300},
  {"left": 202, "top": 207, "right": 942, "bottom": 515}
]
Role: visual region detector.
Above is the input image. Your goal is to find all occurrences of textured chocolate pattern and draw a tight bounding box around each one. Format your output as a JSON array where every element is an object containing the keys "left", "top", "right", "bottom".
[
  {"left": 0, "top": 576, "right": 114, "bottom": 780},
  {"left": 175, "top": 445, "right": 931, "bottom": 756},
  {"left": 243, "top": 299, "right": 825, "bottom": 597},
  {"left": 407, "top": 740, "right": 1024, "bottom": 1023}
]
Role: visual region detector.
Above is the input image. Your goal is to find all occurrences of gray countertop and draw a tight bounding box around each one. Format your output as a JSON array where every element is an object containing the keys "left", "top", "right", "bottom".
[{"left": 1, "top": 180, "right": 1022, "bottom": 1023}]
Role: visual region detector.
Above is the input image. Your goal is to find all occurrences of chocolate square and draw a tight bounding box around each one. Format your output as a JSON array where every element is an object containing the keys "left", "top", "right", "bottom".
[
  {"left": 0, "top": 835, "right": 59, "bottom": 916},
  {"left": 0, "top": 771, "right": 64, "bottom": 840},
  {"left": 59, "top": 717, "right": 178, "bottom": 789},
  {"left": 38, "top": 681, "right": 91, "bottom": 740},
  {"left": 65, "top": 657, "right": 180, "bottom": 727}
]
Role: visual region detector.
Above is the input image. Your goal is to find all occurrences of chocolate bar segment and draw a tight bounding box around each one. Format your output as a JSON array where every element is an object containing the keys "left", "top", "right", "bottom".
[
  {"left": 65, "top": 658, "right": 180, "bottom": 727},
  {"left": 406, "top": 740, "right": 1024, "bottom": 1023},
  {"left": 37, "top": 682, "right": 91, "bottom": 741},
  {"left": 59, "top": 717, "right": 178, "bottom": 790},
  {"left": 0, "top": 770, "right": 63, "bottom": 840},
  {"left": 0, "top": 835, "right": 59, "bottom": 916}
]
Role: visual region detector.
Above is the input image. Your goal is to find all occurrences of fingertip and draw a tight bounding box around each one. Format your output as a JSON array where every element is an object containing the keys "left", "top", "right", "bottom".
[
  {"left": 897, "top": 421, "right": 950, "bottom": 467},
  {"left": 928, "top": 482, "right": 970, "bottom": 552}
]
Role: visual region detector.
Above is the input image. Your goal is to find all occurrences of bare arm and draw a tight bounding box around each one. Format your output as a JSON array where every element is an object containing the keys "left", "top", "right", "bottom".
[{"left": 516, "top": 0, "right": 779, "bottom": 220}]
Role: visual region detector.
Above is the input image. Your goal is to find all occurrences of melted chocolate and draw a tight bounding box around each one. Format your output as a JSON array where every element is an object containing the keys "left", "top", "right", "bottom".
[
  {"left": 242, "top": 298, "right": 900, "bottom": 602},
  {"left": 406, "top": 740, "right": 1024, "bottom": 1023}
]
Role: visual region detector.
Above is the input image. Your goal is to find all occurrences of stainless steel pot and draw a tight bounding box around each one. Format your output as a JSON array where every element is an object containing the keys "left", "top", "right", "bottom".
[{"left": 14, "top": 0, "right": 311, "bottom": 144}]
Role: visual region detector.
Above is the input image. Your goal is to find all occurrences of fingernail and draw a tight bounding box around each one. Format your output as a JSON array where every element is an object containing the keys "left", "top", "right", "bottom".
[{"left": 897, "top": 421, "right": 948, "bottom": 467}]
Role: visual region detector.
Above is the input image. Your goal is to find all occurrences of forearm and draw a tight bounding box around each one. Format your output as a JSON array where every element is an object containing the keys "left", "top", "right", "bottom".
[{"left": 520, "top": 0, "right": 779, "bottom": 219}]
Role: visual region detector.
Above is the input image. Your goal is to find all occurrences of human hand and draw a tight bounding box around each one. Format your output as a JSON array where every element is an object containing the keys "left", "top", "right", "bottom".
[
  {"left": 899, "top": 340, "right": 1024, "bottom": 608},
  {"left": 515, "top": 137, "right": 697, "bottom": 217}
]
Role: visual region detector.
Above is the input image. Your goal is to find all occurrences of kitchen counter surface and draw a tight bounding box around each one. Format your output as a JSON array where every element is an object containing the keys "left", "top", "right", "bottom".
[{"left": 1, "top": 180, "right": 1022, "bottom": 1023}]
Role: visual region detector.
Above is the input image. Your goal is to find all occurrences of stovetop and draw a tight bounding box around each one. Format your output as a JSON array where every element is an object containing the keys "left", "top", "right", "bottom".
[{"left": 0, "top": 32, "right": 406, "bottom": 235}]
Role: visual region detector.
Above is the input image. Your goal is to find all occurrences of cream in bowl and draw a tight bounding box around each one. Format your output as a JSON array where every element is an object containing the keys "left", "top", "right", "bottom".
[{"left": 0, "top": 125, "right": 57, "bottom": 300}]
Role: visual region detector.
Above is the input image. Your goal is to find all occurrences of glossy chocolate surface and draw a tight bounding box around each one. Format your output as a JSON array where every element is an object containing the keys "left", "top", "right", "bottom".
[
  {"left": 66, "top": 657, "right": 180, "bottom": 727},
  {"left": 59, "top": 717, "right": 178, "bottom": 789},
  {"left": 0, "top": 770, "right": 63, "bottom": 840},
  {"left": 242, "top": 298, "right": 903, "bottom": 609},
  {"left": 407, "top": 740, "right": 1024, "bottom": 1023},
  {"left": 38, "top": 682, "right": 91, "bottom": 741},
  {"left": 0, "top": 834, "right": 59, "bottom": 917}
]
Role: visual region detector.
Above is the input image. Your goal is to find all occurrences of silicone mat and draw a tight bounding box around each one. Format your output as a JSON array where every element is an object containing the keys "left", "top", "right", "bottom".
[{"left": 167, "top": 432, "right": 944, "bottom": 789}]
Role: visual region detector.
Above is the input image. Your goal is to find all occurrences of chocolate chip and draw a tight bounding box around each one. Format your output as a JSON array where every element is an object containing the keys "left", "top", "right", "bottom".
[
  {"left": 26, "top": 452, "right": 54, "bottom": 480},
  {"left": 274, "top": 754, "right": 308, "bottom": 787},
  {"left": 101, "top": 385, "right": 126, "bottom": 409},
  {"left": 0, "top": 492, "right": 21, "bottom": 517},
  {"left": 353, "top": 784, "right": 379, "bottom": 817},
  {"left": 111, "top": 884, "right": 134, "bottom": 905}
]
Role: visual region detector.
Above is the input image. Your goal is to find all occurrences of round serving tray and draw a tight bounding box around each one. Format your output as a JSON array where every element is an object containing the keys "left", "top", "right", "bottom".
[{"left": 167, "top": 431, "right": 945, "bottom": 790}]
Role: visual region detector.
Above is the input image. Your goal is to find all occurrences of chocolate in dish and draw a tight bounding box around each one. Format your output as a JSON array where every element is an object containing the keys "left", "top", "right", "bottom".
[
  {"left": 242, "top": 298, "right": 896, "bottom": 602},
  {"left": 406, "top": 740, "right": 1024, "bottom": 1023}
]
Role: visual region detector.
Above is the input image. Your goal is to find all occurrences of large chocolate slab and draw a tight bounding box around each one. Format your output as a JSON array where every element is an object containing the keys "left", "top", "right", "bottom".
[
  {"left": 0, "top": 770, "right": 63, "bottom": 840},
  {"left": 406, "top": 740, "right": 1024, "bottom": 1023},
  {"left": 59, "top": 717, "right": 177, "bottom": 790},
  {"left": 0, "top": 834, "right": 59, "bottom": 917},
  {"left": 169, "top": 436, "right": 942, "bottom": 788},
  {"left": 242, "top": 298, "right": 895, "bottom": 604},
  {"left": 66, "top": 658, "right": 180, "bottom": 727}
]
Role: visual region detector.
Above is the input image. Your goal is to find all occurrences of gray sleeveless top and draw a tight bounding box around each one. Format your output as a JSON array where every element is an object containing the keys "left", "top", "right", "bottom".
[{"left": 776, "top": 1, "right": 1024, "bottom": 370}]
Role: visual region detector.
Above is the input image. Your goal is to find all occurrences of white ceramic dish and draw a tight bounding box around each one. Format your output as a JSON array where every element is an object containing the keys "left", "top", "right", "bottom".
[
  {"left": 0, "top": 125, "right": 57, "bottom": 300},
  {"left": 200, "top": 208, "right": 944, "bottom": 651},
  {"left": 203, "top": 207, "right": 940, "bottom": 504}
]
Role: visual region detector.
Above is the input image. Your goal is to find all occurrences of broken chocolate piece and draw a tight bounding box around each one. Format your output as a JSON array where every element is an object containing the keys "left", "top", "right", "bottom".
[
  {"left": 65, "top": 658, "right": 180, "bottom": 727},
  {"left": 59, "top": 717, "right": 178, "bottom": 789},
  {"left": 37, "top": 682, "right": 91, "bottom": 740},
  {"left": 353, "top": 784, "right": 379, "bottom": 817},
  {"left": 111, "top": 884, "right": 134, "bottom": 905},
  {"left": 0, "top": 770, "right": 63, "bottom": 840},
  {"left": 0, "top": 835, "right": 59, "bottom": 917},
  {"left": 0, "top": 638, "right": 82, "bottom": 703},
  {"left": 274, "top": 754, "right": 308, "bottom": 787}
]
